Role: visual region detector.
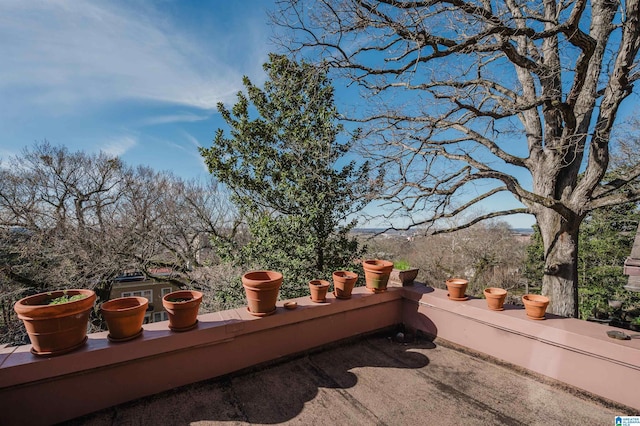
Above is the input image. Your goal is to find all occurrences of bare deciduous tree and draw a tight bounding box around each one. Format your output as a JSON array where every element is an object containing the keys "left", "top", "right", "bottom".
[
  {"left": 275, "top": 0, "right": 640, "bottom": 317},
  {"left": 0, "top": 142, "right": 238, "bottom": 343}
]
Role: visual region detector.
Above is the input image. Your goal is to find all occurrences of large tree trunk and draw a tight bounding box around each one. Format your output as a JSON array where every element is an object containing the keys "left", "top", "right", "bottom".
[{"left": 537, "top": 209, "right": 580, "bottom": 318}]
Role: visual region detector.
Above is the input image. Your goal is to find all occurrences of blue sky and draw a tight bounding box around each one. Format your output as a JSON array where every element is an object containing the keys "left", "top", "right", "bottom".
[
  {"left": 0, "top": 0, "right": 275, "bottom": 181},
  {"left": 0, "top": 0, "right": 537, "bottom": 229}
]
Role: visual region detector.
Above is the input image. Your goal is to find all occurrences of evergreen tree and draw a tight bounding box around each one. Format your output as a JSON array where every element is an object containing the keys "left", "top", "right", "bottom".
[
  {"left": 525, "top": 204, "right": 640, "bottom": 319},
  {"left": 523, "top": 225, "right": 544, "bottom": 289},
  {"left": 200, "top": 54, "right": 373, "bottom": 298},
  {"left": 577, "top": 203, "right": 640, "bottom": 319}
]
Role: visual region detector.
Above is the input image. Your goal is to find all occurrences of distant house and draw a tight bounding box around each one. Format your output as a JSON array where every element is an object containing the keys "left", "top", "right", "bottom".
[{"left": 111, "top": 269, "right": 181, "bottom": 323}]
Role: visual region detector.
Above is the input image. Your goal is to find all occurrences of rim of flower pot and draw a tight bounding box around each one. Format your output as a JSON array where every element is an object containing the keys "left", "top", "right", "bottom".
[
  {"left": 14, "top": 289, "right": 96, "bottom": 319},
  {"left": 101, "top": 296, "right": 149, "bottom": 312},
  {"left": 484, "top": 287, "right": 507, "bottom": 297},
  {"left": 162, "top": 290, "right": 203, "bottom": 307},
  {"left": 243, "top": 270, "right": 283, "bottom": 281},
  {"left": 363, "top": 259, "right": 393, "bottom": 269},
  {"left": 242, "top": 270, "right": 284, "bottom": 289},
  {"left": 309, "top": 279, "right": 330, "bottom": 288},
  {"left": 333, "top": 270, "right": 358, "bottom": 280},
  {"left": 522, "top": 294, "right": 549, "bottom": 304},
  {"left": 446, "top": 278, "right": 469, "bottom": 286}
]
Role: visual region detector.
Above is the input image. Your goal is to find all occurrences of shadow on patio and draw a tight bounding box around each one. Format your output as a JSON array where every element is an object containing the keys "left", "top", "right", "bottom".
[{"left": 68, "top": 333, "right": 623, "bottom": 425}]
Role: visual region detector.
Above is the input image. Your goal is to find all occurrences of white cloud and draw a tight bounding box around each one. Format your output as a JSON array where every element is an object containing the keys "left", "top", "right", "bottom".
[
  {"left": 179, "top": 132, "right": 210, "bottom": 174},
  {"left": 182, "top": 132, "right": 204, "bottom": 150},
  {"left": 138, "top": 113, "right": 210, "bottom": 127},
  {"left": 100, "top": 135, "right": 138, "bottom": 157},
  {"left": 0, "top": 0, "right": 269, "bottom": 115}
]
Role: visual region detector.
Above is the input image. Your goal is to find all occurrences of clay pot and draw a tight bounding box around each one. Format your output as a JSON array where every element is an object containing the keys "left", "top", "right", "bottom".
[
  {"left": 522, "top": 294, "right": 550, "bottom": 320},
  {"left": 333, "top": 270, "right": 358, "bottom": 299},
  {"left": 309, "top": 280, "right": 330, "bottom": 302},
  {"left": 242, "top": 270, "right": 283, "bottom": 316},
  {"left": 390, "top": 268, "right": 419, "bottom": 286},
  {"left": 14, "top": 289, "right": 96, "bottom": 356},
  {"left": 101, "top": 296, "right": 148, "bottom": 342},
  {"left": 162, "top": 290, "right": 203, "bottom": 331},
  {"left": 484, "top": 288, "right": 507, "bottom": 311},
  {"left": 362, "top": 259, "right": 393, "bottom": 293},
  {"left": 446, "top": 278, "right": 469, "bottom": 300}
]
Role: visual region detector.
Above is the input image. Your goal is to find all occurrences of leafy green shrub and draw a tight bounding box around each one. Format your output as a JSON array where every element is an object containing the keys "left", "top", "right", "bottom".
[
  {"left": 393, "top": 260, "right": 411, "bottom": 270},
  {"left": 47, "top": 294, "right": 87, "bottom": 305}
]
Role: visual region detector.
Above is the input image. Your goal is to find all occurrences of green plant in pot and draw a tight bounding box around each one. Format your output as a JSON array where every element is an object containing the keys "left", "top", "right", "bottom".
[
  {"left": 14, "top": 289, "right": 97, "bottom": 356},
  {"left": 389, "top": 260, "right": 420, "bottom": 286}
]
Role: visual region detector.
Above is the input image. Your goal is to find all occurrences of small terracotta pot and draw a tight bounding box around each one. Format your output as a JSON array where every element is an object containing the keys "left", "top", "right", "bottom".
[
  {"left": 390, "top": 268, "right": 419, "bottom": 286},
  {"left": 483, "top": 288, "right": 507, "bottom": 311},
  {"left": 101, "top": 296, "right": 148, "bottom": 341},
  {"left": 333, "top": 270, "right": 358, "bottom": 299},
  {"left": 309, "top": 280, "right": 330, "bottom": 302},
  {"left": 445, "top": 278, "right": 469, "bottom": 300},
  {"left": 242, "top": 270, "right": 283, "bottom": 316},
  {"left": 162, "top": 290, "right": 203, "bottom": 331},
  {"left": 14, "top": 289, "right": 96, "bottom": 356},
  {"left": 522, "top": 294, "right": 550, "bottom": 320},
  {"left": 362, "top": 259, "right": 393, "bottom": 293}
]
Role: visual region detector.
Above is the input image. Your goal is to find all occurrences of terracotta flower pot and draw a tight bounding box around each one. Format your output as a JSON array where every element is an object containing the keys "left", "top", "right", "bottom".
[
  {"left": 445, "top": 278, "right": 469, "bottom": 301},
  {"left": 101, "top": 296, "right": 148, "bottom": 342},
  {"left": 522, "top": 294, "right": 549, "bottom": 320},
  {"left": 332, "top": 270, "right": 358, "bottom": 299},
  {"left": 484, "top": 287, "right": 507, "bottom": 311},
  {"left": 309, "top": 279, "right": 330, "bottom": 302},
  {"left": 242, "top": 270, "right": 283, "bottom": 316},
  {"left": 362, "top": 259, "right": 393, "bottom": 293},
  {"left": 390, "top": 268, "right": 419, "bottom": 286},
  {"left": 14, "top": 289, "right": 96, "bottom": 356},
  {"left": 162, "top": 290, "right": 203, "bottom": 331}
]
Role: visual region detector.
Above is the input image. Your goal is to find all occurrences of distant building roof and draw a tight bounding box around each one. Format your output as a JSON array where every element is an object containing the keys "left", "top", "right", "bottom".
[
  {"left": 114, "top": 270, "right": 145, "bottom": 282},
  {"left": 148, "top": 267, "right": 173, "bottom": 276}
]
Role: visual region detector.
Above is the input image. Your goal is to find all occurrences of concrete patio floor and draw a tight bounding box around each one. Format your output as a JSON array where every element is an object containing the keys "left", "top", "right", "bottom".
[{"left": 68, "top": 332, "right": 630, "bottom": 425}]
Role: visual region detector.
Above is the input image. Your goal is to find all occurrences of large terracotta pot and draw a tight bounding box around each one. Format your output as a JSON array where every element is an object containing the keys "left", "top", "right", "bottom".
[
  {"left": 162, "top": 290, "right": 203, "bottom": 331},
  {"left": 14, "top": 289, "right": 96, "bottom": 356},
  {"left": 484, "top": 287, "right": 507, "bottom": 311},
  {"left": 522, "top": 294, "right": 549, "bottom": 320},
  {"left": 101, "top": 296, "right": 148, "bottom": 342},
  {"left": 445, "top": 278, "right": 469, "bottom": 300},
  {"left": 242, "top": 270, "right": 283, "bottom": 316},
  {"left": 309, "top": 280, "right": 330, "bottom": 302},
  {"left": 362, "top": 259, "right": 393, "bottom": 293},
  {"left": 332, "top": 270, "right": 358, "bottom": 299}
]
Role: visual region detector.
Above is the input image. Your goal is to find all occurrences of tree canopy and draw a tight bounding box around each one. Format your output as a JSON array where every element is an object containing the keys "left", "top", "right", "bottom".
[
  {"left": 0, "top": 142, "right": 235, "bottom": 344},
  {"left": 274, "top": 0, "right": 640, "bottom": 316},
  {"left": 200, "top": 54, "right": 373, "bottom": 297}
]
